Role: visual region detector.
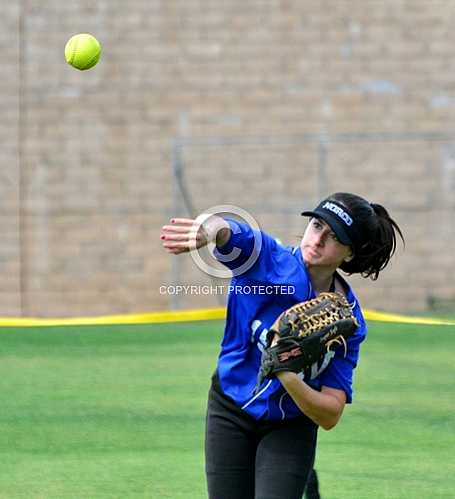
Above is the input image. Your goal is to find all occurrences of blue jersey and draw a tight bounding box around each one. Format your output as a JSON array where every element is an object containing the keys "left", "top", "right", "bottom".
[{"left": 213, "top": 219, "right": 367, "bottom": 421}]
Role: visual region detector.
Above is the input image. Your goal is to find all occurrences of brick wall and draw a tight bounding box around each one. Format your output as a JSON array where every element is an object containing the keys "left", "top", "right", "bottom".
[
  {"left": 1, "top": 3, "right": 21, "bottom": 315},
  {"left": 2, "top": 1, "right": 455, "bottom": 316}
]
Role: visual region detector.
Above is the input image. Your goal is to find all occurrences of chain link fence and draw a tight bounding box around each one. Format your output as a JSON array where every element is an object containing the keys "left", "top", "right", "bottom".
[{"left": 168, "top": 132, "right": 455, "bottom": 312}]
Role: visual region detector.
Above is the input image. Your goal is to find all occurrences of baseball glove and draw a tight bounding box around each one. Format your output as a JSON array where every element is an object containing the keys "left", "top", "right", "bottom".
[{"left": 255, "top": 292, "right": 359, "bottom": 393}]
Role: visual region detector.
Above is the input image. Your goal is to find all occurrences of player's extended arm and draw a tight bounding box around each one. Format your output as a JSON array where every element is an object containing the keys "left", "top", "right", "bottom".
[
  {"left": 160, "top": 215, "right": 231, "bottom": 255},
  {"left": 277, "top": 372, "right": 346, "bottom": 430}
]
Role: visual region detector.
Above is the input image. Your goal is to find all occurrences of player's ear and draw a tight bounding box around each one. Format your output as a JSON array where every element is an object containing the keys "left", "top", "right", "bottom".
[{"left": 344, "top": 250, "right": 354, "bottom": 263}]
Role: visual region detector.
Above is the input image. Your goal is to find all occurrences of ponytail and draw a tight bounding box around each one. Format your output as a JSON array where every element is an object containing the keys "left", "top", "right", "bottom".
[{"left": 330, "top": 193, "right": 405, "bottom": 280}]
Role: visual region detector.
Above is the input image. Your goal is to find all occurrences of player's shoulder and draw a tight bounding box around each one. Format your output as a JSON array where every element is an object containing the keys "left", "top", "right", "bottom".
[{"left": 260, "top": 232, "right": 299, "bottom": 259}]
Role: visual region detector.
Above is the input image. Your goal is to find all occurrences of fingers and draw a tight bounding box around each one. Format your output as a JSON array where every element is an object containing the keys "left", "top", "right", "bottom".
[
  {"left": 160, "top": 217, "right": 214, "bottom": 256},
  {"left": 162, "top": 232, "right": 190, "bottom": 242},
  {"left": 160, "top": 223, "right": 196, "bottom": 243},
  {"left": 161, "top": 225, "right": 192, "bottom": 235},
  {"left": 160, "top": 217, "right": 201, "bottom": 254},
  {"left": 169, "top": 218, "right": 196, "bottom": 226},
  {"left": 161, "top": 235, "right": 192, "bottom": 254},
  {"left": 161, "top": 218, "right": 200, "bottom": 235},
  {"left": 162, "top": 241, "right": 191, "bottom": 255}
]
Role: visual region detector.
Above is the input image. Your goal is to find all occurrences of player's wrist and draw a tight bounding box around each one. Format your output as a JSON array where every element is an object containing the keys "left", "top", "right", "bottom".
[{"left": 203, "top": 216, "right": 231, "bottom": 246}]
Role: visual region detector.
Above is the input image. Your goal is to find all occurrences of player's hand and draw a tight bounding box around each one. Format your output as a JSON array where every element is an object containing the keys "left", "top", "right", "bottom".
[
  {"left": 160, "top": 216, "right": 230, "bottom": 255},
  {"left": 160, "top": 218, "right": 207, "bottom": 255}
]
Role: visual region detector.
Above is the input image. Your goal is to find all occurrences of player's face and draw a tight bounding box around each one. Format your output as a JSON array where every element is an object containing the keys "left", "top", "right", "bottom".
[{"left": 301, "top": 218, "right": 352, "bottom": 269}]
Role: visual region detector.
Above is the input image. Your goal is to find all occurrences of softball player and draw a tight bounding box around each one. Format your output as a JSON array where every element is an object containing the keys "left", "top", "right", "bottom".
[{"left": 161, "top": 192, "right": 403, "bottom": 499}]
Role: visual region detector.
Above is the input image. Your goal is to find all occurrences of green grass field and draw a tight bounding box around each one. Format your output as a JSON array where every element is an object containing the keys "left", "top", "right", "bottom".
[{"left": 0, "top": 320, "right": 454, "bottom": 499}]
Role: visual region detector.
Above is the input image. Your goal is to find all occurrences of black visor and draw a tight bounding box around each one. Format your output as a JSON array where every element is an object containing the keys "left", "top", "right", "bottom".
[{"left": 301, "top": 199, "right": 361, "bottom": 248}]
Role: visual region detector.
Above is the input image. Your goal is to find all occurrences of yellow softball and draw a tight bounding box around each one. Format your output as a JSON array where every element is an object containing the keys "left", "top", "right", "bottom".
[{"left": 64, "top": 33, "right": 101, "bottom": 71}]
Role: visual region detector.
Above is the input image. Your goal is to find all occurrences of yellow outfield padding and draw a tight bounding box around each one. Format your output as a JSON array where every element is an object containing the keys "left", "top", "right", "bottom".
[
  {"left": 0, "top": 308, "right": 227, "bottom": 327},
  {"left": 363, "top": 309, "right": 455, "bottom": 326},
  {"left": 0, "top": 307, "right": 454, "bottom": 327}
]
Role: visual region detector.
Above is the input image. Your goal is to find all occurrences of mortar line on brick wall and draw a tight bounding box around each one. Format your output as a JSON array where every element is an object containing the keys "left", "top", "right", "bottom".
[{"left": 173, "top": 132, "right": 455, "bottom": 149}]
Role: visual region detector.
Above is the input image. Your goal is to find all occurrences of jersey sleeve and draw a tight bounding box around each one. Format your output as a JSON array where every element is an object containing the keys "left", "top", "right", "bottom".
[{"left": 213, "top": 218, "right": 302, "bottom": 284}]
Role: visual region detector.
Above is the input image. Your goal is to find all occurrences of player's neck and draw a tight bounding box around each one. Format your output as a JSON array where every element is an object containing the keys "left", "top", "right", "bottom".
[{"left": 309, "top": 269, "right": 336, "bottom": 295}]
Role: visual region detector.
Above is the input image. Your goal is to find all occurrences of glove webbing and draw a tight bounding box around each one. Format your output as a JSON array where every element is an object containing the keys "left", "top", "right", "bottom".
[{"left": 278, "top": 292, "right": 352, "bottom": 338}]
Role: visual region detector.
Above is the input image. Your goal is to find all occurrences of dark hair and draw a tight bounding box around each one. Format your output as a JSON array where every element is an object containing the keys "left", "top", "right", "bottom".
[{"left": 329, "top": 192, "right": 404, "bottom": 280}]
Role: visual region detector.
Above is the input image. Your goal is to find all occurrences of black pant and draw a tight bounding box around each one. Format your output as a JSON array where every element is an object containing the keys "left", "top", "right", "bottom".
[{"left": 205, "top": 375, "right": 318, "bottom": 499}]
